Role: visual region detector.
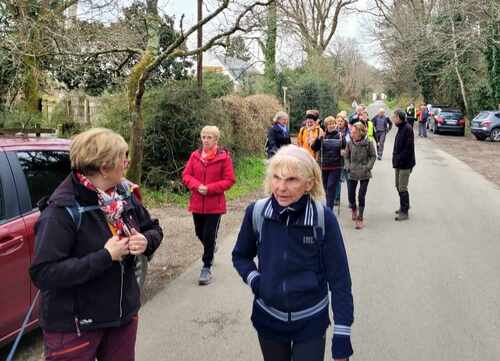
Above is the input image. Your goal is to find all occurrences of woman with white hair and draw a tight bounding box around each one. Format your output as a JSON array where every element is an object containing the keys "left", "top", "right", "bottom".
[
  {"left": 183, "top": 126, "right": 235, "bottom": 285},
  {"left": 232, "top": 145, "right": 354, "bottom": 361},
  {"left": 266, "top": 111, "right": 291, "bottom": 158}
]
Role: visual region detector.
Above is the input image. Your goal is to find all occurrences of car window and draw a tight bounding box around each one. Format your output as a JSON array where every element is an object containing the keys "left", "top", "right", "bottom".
[
  {"left": 495, "top": 113, "right": 500, "bottom": 120},
  {"left": 441, "top": 112, "right": 463, "bottom": 119},
  {"left": 16, "top": 151, "right": 71, "bottom": 209},
  {"left": 474, "top": 112, "right": 489, "bottom": 121}
]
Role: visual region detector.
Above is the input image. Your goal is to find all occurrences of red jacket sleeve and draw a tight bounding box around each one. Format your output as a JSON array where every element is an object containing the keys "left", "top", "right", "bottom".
[
  {"left": 206, "top": 154, "right": 236, "bottom": 195},
  {"left": 182, "top": 153, "right": 202, "bottom": 191}
]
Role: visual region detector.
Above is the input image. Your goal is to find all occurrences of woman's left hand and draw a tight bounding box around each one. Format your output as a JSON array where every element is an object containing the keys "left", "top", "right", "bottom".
[{"left": 129, "top": 228, "right": 148, "bottom": 255}]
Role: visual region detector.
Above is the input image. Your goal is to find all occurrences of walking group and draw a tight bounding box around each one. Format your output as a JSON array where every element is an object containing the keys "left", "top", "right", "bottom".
[{"left": 26, "top": 103, "right": 415, "bottom": 361}]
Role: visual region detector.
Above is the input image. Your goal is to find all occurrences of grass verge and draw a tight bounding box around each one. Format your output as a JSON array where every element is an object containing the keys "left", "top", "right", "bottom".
[{"left": 142, "top": 156, "right": 265, "bottom": 208}]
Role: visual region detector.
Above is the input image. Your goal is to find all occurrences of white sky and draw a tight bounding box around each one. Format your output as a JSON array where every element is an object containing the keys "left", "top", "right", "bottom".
[{"left": 162, "top": 0, "right": 381, "bottom": 68}]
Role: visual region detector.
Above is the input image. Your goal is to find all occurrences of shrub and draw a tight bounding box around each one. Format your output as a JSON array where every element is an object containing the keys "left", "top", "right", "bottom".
[{"left": 203, "top": 72, "right": 234, "bottom": 98}]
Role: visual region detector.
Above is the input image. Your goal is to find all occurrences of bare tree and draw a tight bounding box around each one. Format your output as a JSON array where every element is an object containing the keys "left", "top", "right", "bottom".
[
  {"left": 278, "top": 0, "right": 359, "bottom": 56},
  {"left": 126, "top": 0, "right": 275, "bottom": 181}
]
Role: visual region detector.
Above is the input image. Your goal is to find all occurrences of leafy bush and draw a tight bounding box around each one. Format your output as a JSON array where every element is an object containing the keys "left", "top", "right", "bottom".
[
  {"left": 94, "top": 80, "right": 280, "bottom": 190},
  {"left": 203, "top": 72, "right": 234, "bottom": 98},
  {"left": 277, "top": 67, "right": 338, "bottom": 131}
]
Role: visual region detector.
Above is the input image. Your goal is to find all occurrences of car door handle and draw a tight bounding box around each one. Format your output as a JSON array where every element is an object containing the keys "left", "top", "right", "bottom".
[{"left": 0, "top": 235, "right": 24, "bottom": 256}]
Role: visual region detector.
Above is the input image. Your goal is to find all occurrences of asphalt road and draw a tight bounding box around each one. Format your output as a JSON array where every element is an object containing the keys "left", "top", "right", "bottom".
[{"left": 136, "top": 106, "right": 500, "bottom": 360}]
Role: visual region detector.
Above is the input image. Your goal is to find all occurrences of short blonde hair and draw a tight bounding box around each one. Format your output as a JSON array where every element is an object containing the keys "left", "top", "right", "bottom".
[
  {"left": 338, "top": 110, "right": 348, "bottom": 119},
  {"left": 324, "top": 116, "right": 336, "bottom": 127},
  {"left": 264, "top": 145, "right": 325, "bottom": 202},
  {"left": 352, "top": 122, "right": 367, "bottom": 138},
  {"left": 70, "top": 128, "right": 128, "bottom": 175},
  {"left": 200, "top": 125, "right": 220, "bottom": 140},
  {"left": 273, "top": 111, "right": 288, "bottom": 124}
]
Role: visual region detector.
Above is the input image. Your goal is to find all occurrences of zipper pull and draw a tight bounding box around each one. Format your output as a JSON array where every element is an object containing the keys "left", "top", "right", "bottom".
[{"left": 74, "top": 317, "right": 81, "bottom": 337}]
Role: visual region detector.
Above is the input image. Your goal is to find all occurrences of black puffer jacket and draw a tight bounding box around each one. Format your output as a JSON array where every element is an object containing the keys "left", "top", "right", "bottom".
[
  {"left": 30, "top": 173, "right": 163, "bottom": 333},
  {"left": 393, "top": 121, "right": 416, "bottom": 169},
  {"left": 311, "top": 130, "right": 346, "bottom": 169}
]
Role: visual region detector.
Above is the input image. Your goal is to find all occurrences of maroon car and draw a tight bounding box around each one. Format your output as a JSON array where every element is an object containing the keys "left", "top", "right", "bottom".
[
  {"left": 0, "top": 135, "right": 71, "bottom": 346},
  {"left": 0, "top": 134, "right": 148, "bottom": 347}
]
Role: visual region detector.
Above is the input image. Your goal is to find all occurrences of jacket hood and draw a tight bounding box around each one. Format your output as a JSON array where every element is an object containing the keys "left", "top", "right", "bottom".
[{"left": 47, "top": 173, "right": 98, "bottom": 208}]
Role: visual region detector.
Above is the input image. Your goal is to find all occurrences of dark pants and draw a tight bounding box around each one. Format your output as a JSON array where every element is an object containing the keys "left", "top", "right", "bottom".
[
  {"left": 376, "top": 130, "right": 387, "bottom": 157},
  {"left": 322, "top": 169, "right": 342, "bottom": 209},
  {"left": 43, "top": 316, "right": 138, "bottom": 361},
  {"left": 395, "top": 168, "right": 412, "bottom": 213},
  {"left": 193, "top": 213, "right": 222, "bottom": 268},
  {"left": 258, "top": 336, "right": 325, "bottom": 361},
  {"left": 347, "top": 179, "right": 370, "bottom": 211}
]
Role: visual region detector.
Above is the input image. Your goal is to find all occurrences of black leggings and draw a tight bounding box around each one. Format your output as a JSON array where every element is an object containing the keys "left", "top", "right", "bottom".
[
  {"left": 193, "top": 213, "right": 221, "bottom": 268},
  {"left": 258, "top": 336, "right": 326, "bottom": 361},
  {"left": 347, "top": 179, "right": 369, "bottom": 209}
]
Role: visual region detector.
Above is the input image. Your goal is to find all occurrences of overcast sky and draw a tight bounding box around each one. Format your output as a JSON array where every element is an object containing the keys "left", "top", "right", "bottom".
[{"left": 162, "top": 0, "right": 381, "bottom": 68}]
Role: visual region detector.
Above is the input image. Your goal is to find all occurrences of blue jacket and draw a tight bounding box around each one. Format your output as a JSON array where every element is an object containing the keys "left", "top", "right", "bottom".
[{"left": 232, "top": 195, "right": 354, "bottom": 359}]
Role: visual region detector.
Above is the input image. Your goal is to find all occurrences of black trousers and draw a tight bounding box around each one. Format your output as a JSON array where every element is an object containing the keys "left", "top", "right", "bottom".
[
  {"left": 258, "top": 336, "right": 326, "bottom": 361},
  {"left": 347, "top": 179, "right": 370, "bottom": 210},
  {"left": 322, "top": 169, "right": 342, "bottom": 209},
  {"left": 193, "top": 213, "right": 222, "bottom": 268}
]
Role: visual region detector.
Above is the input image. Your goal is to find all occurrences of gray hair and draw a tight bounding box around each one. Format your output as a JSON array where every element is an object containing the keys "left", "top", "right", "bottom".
[{"left": 273, "top": 111, "right": 289, "bottom": 124}]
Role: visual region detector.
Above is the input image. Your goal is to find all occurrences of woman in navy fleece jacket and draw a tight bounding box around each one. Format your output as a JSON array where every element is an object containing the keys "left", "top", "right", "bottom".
[{"left": 232, "top": 145, "right": 354, "bottom": 361}]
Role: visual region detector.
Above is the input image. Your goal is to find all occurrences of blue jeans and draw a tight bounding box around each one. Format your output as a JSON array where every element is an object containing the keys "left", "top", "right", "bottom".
[
  {"left": 322, "top": 169, "right": 342, "bottom": 209},
  {"left": 418, "top": 121, "right": 427, "bottom": 137}
]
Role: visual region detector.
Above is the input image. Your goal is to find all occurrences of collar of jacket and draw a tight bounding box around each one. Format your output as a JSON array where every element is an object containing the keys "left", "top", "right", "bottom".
[
  {"left": 352, "top": 136, "right": 369, "bottom": 145},
  {"left": 325, "top": 130, "right": 340, "bottom": 138},
  {"left": 263, "top": 194, "right": 316, "bottom": 227},
  {"left": 193, "top": 147, "right": 228, "bottom": 162},
  {"left": 47, "top": 172, "right": 130, "bottom": 208}
]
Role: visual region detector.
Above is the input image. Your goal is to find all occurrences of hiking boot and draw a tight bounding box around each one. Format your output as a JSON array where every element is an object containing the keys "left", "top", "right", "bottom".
[
  {"left": 395, "top": 212, "right": 409, "bottom": 221},
  {"left": 355, "top": 217, "right": 364, "bottom": 229},
  {"left": 198, "top": 267, "right": 212, "bottom": 285},
  {"left": 351, "top": 208, "right": 357, "bottom": 221}
]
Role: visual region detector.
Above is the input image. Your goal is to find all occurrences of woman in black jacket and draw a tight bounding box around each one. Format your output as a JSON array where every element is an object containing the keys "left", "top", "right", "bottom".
[
  {"left": 311, "top": 116, "right": 346, "bottom": 210},
  {"left": 266, "top": 111, "right": 291, "bottom": 158},
  {"left": 30, "top": 128, "right": 163, "bottom": 361}
]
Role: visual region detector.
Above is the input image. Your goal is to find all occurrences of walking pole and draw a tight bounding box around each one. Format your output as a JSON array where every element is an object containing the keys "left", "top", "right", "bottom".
[{"left": 6, "top": 290, "right": 40, "bottom": 361}]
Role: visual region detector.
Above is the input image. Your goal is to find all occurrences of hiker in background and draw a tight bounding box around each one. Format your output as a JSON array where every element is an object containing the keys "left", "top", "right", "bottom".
[
  {"left": 232, "top": 144, "right": 354, "bottom": 361},
  {"left": 406, "top": 102, "right": 416, "bottom": 128},
  {"left": 371, "top": 108, "right": 393, "bottom": 160},
  {"left": 312, "top": 116, "right": 346, "bottom": 210},
  {"left": 344, "top": 122, "right": 377, "bottom": 230},
  {"left": 418, "top": 104, "right": 429, "bottom": 138},
  {"left": 183, "top": 126, "right": 235, "bottom": 285},
  {"left": 297, "top": 110, "right": 324, "bottom": 158},
  {"left": 30, "top": 128, "right": 163, "bottom": 361},
  {"left": 392, "top": 110, "right": 416, "bottom": 221},
  {"left": 335, "top": 115, "right": 350, "bottom": 205},
  {"left": 266, "top": 111, "right": 291, "bottom": 158},
  {"left": 359, "top": 110, "right": 376, "bottom": 144},
  {"left": 349, "top": 105, "right": 365, "bottom": 125}
]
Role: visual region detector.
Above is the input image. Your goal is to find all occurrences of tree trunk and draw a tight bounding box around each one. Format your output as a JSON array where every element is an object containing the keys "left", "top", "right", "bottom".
[
  {"left": 449, "top": 6, "right": 469, "bottom": 115},
  {"left": 264, "top": 1, "right": 277, "bottom": 85},
  {"left": 127, "top": 7, "right": 160, "bottom": 183}
]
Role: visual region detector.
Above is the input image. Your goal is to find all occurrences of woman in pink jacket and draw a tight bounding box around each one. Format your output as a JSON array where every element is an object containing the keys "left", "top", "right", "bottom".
[{"left": 182, "top": 126, "right": 235, "bottom": 285}]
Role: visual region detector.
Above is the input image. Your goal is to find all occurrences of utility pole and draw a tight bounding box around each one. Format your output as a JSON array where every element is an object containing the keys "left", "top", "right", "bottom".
[{"left": 197, "top": 0, "right": 203, "bottom": 94}]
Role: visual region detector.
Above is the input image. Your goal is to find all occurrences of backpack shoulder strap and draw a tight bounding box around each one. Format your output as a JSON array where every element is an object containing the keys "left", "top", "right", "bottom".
[
  {"left": 252, "top": 197, "right": 270, "bottom": 245},
  {"left": 65, "top": 201, "right": 101, "bottom": 231}
]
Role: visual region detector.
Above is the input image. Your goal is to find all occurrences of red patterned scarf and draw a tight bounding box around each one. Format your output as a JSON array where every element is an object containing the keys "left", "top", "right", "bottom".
[{"left": 75, "top": 172, "right": 129, "bottom": 236}]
